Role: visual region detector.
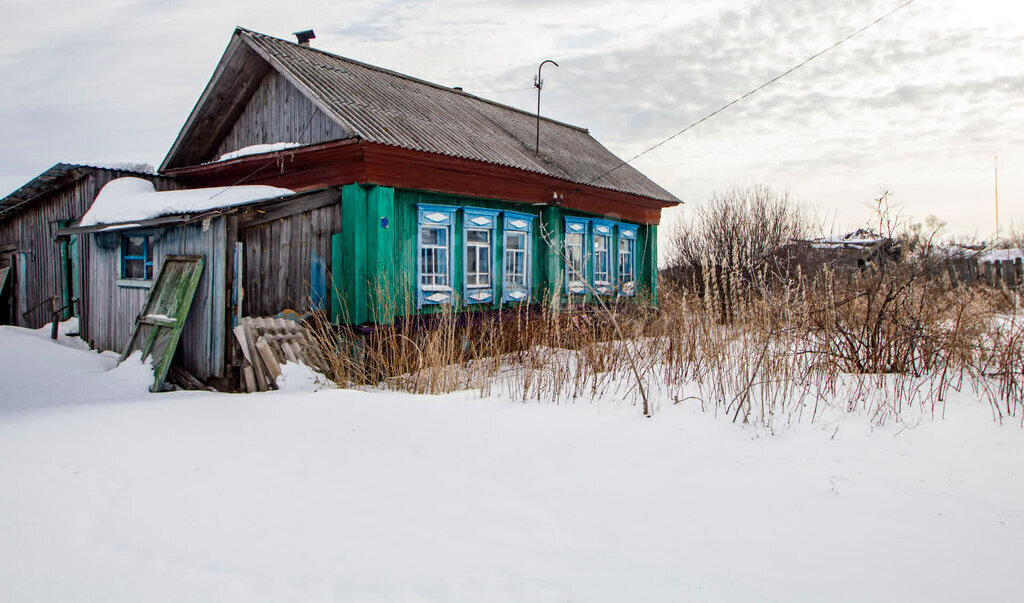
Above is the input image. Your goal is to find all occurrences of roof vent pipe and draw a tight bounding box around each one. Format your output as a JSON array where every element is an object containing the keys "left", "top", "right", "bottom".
[{"left": 293, "top": 30, "right": 316, "bottom": 46}]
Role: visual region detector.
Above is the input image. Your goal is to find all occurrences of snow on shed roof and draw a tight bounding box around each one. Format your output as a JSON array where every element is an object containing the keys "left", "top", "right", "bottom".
[{"left": 78, "top": 177, "right": 294, "bottom": 226}]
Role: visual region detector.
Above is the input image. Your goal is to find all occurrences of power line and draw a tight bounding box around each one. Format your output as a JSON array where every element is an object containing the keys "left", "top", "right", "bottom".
[
  {"left": 473, "top": 86, "right": 535, "bottom": 95},
  {"left": 586, "top": 0, "right": 920, "bottom": 187}
]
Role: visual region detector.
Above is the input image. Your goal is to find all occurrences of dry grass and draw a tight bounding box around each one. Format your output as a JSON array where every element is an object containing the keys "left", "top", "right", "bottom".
[{"left": 307, "top": 263, "right": 1023, "bottom": 429}]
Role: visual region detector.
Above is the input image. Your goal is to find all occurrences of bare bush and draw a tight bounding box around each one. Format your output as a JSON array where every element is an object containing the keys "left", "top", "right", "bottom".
[{"left": 664, "top": 186, "right": 812, "bottom": 289}]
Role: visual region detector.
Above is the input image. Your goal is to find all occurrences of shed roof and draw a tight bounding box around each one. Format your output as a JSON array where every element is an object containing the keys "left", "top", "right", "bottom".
[
  {"left": 162, "top": 28, "right": 678, "bottom": 204},
  {"left": 0, "top": 163, "right": 158, "bottom": 222}
]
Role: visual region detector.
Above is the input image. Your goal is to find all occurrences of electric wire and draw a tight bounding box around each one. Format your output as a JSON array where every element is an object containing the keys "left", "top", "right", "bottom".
[{"left": 583, "top": 0, "right": 920, "bottom": 188}]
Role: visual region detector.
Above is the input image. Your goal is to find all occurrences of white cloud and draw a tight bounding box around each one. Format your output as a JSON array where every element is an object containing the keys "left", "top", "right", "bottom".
[{"left": 1, "top": 0, "right": 1022, "bottom": 238}]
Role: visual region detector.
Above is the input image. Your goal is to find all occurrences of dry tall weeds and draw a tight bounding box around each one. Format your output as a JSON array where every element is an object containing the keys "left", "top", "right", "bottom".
[{"left": 308, "top": 260, "right": 1022, "bottom": 430}]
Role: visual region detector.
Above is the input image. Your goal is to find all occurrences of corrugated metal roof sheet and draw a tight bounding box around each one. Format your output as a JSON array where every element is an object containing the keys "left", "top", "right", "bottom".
[
  {"left": 236, "top": 29, "right": 678, "bottom": 204},
  {"left": 0, "top": 163, "right": 158, "bottom": 221}
]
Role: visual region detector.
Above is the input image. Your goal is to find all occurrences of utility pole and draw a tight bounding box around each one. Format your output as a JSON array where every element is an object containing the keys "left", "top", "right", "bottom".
[
  {"left": 534, "top": 59, "right": 558, "bottom": 154},
  {"left": 994, "top": 155, "right": 999, "bottom": 244}
]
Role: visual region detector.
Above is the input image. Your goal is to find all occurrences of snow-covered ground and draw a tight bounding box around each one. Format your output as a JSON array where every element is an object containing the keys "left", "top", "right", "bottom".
[{"left": 2, "top": 324, "right": 1022, "bottom": 602}]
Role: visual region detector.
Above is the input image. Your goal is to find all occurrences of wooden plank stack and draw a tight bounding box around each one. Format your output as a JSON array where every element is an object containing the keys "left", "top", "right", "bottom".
[{"left": 232, "top": 316, "right": 329, "bottom": 392}]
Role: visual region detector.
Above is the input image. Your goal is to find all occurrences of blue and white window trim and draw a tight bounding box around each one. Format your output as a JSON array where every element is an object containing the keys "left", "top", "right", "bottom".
[
  {"left": 564, "top": 217, "right": 589, "bottom": 295},
  {"left": 463, "top": 208, "right": 499, "bottom": 304},
  {"left": 502, "top": 211, "right": 535, "bottom": 303},
  {"left": 591, "top": 219, "right": 615, "bottom": 295},
  {"left": 416, "top": 205, "right": 456, "bottom": 307},
  {"left": 618, "top": 224, "right": 638, "bottom": 296}
]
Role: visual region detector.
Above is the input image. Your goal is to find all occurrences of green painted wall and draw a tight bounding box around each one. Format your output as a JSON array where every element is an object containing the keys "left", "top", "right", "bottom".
[{"left": 332, "top": 183, "right": 659, "bottom": 326}]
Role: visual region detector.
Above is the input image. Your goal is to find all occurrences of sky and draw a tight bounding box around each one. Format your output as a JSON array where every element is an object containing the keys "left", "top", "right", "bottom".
[{"left": 1, "top": 0, "right": 1022, "bottom": 240}]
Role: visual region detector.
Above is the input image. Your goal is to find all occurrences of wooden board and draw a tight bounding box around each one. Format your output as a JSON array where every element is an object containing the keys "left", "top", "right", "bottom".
[{"left": 120, "top": 255, "right": 206, "bottom": 392}]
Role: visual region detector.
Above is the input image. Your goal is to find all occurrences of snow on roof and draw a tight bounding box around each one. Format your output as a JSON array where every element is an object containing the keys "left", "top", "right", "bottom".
[
  {"left": 216, "top": 142, "right": 302, "bottom": 162},
  {"left": 978, "top": 248, "right": 1023, "bottom": 263},
  {"left": 76, "top": 161, "right": 157, "bottom": 174},
  {"left": 79, "top": 177, "right": 295, "bottom": 226}
]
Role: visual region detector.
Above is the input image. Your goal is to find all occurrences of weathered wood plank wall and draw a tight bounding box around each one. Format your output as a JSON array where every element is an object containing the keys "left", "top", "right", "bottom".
[
  {"left": 240, "top": 201, "right": 340, "bottom": 317},
  {"left": 214, "top": 71, "right": 346, "bottom": 160}
]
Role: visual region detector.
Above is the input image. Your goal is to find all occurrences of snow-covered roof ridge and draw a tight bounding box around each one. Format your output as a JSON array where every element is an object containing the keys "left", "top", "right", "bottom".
[
  {"left": 79, "top": 177, "right": 295, "bottom": 226},
  {"left": 75, "top": 161, "right": 157, "bottom": 174},
  {"left": 215, "top": 143, "right": 303, "bottom": 163}
]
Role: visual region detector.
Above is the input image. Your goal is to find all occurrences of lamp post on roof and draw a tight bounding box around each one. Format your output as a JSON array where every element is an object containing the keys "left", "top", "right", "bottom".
[{"left": 534, "top": 59, "right": 559, "bottom": 154}]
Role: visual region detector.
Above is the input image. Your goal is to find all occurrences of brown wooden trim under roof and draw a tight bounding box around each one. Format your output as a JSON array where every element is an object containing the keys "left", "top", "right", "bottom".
[{"left": 163, "top": 139, "right": 676, "bottom": 224}]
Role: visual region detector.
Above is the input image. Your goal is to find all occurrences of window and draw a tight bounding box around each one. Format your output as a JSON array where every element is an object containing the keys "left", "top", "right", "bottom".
[
  {"left": 466, "top": 229, "right": 491, "bottom": 288},
  {"left": 592, "top": 220, "right": 614, "bottom": 295},
  {"left": 618, "top": 224, "right": 637, "bottom": 296},
  {"left": 463, "top": 208, "right": 498, "bottom": 304},
  {"left": 417, "top": 205, "right": 456, "bottom": 307},
  {"left": 502, "top": 212, "right": 534, "bottom": 303},
  {"left": 564, "top": 217, "right": 588, "bottom": 295},
  {"left": 121, "top": 234, "right": 153, "bottom": 280},
  {"left": 420, "top": 226, "right": 448, "bottom": 286}
]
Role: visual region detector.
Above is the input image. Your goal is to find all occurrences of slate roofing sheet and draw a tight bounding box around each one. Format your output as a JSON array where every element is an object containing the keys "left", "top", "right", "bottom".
[
  {"left": 237, "top": 29, "right": 677, "bottom": 203},
  {"left": 0, "top": 163, "right": 158, "bottom": 220}
]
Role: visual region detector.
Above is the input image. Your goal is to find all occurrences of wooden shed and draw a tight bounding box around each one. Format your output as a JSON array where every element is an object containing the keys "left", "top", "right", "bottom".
[
  {"left": 62, "top": 184, "right": 338, "bottom": 386},
  {"left": 0, "top": 163, "right": 173, "bottom": 329}
]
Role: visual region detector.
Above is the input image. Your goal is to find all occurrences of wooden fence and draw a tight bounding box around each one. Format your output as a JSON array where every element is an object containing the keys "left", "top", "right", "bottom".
[{"left": 946, "top": 257, "right": 1024, "bottom": 288}]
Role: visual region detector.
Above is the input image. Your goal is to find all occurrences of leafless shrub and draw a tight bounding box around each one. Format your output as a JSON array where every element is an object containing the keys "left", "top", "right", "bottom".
[{"left": 664, "top": 185, "right": 813, "bottom": 291}]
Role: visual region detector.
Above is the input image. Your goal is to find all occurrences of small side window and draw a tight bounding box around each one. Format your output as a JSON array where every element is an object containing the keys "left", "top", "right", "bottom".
[{"left": 121, "top": 234, "right": 153, "bottom": 280}]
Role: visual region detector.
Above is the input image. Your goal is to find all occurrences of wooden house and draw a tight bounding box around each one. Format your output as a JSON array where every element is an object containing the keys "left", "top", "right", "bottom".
[
  {"left": 159, "top": 28, "right": 679, "bottom": 322},
  {"left": 62, "top": 27, "right": 680, "bottom": 387},
  {"left": 0, "top": 163, "right": 173, "bottom": 329}
]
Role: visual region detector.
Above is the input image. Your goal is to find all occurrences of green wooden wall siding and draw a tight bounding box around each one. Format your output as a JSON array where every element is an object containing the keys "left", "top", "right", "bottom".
[{"left": 333, "top": 183, "right": 658, "bottom": 326}]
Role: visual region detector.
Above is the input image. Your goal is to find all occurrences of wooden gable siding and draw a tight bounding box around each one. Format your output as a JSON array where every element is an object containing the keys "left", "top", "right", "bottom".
[
  {"left": 0, "top": 171, "right": 174, "bottom": 330},
  {"left": 214, "top": 71, "right": 347, "bottom": 162},
  {"left": 85, "top": 219, "right": 228, "bottom": 380},
  {"left": 239, "top": 198, "right": 340, "bottom": 317}
]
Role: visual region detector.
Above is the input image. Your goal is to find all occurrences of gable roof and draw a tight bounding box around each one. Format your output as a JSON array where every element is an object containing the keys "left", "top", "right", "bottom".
[
  {"left": 162, "top": 28, "right": 678, "bottom": 204},
  {"left": 0, "top": 163, "right": 159, "bottom": 222}
]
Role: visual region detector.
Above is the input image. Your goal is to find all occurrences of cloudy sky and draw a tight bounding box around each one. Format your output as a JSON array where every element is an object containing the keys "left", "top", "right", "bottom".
[{"left": 2, "top": 0, "right": 1022, "bottom": 239}]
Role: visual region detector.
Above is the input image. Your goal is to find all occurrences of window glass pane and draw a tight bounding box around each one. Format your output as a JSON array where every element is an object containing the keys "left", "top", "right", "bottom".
[
  {"left": 124, "top": 236, "right": 146, "bottom": 258},
  {"left": 422, "top": 228, "right": 439, "bottom": 246},
  {"left": 467, "top": 229, "right": 489, "bottom": 244},
  {"left": 505, "top": 232, "right": 524, "bottom": 251},
  {"left": 124, "top": 259, "right": 145, "bottom": 279}
]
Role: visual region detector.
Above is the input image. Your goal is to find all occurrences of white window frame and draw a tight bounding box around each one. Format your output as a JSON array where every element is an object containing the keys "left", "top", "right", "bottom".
[
  {"left": 502, "top": 211, "right": 535, "bottom": 303},
  {"left": 564, "top": 217, "right": 589, "bottom": 295},
  {"left": 463, "top": 208, "right": 498, "bottom": 304},
  {"left": 592, "top": 220, "right": 614, "bottom": 295},
  {"left": 618, "top": 224, "right": 637, "bottom": 296},
  {"left": 417, "top": 205, "right": 456, "bottom": 307}
]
